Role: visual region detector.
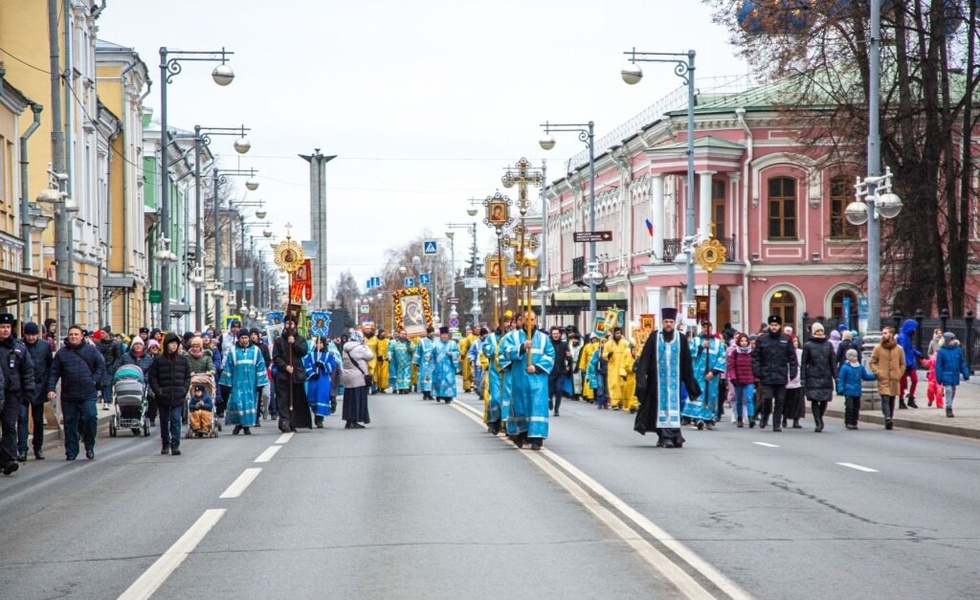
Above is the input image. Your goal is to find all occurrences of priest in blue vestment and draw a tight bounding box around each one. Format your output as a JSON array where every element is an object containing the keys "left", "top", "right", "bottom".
[
  {"left": 412, "top": 327, "right": 436, "bottom": 400},
  {"left": 682, "top": 321, "right": 727, "bottom": 429},
  {"left": 634, "top": 307, "right": 701, "bottom": 448},
  {"left": 499, "top": 311, "right": 555, "bottom": 451},
  {"left": 430, "top": 327, "right": 460, "bottom": 403},
  {"left": 482, "top": 314, "right": 513, "bottom": 435}
]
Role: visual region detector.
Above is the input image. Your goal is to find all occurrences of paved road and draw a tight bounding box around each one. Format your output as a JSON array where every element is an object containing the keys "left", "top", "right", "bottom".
[{"left": 3, "top": 382, "right": 979, "bottom": 599}]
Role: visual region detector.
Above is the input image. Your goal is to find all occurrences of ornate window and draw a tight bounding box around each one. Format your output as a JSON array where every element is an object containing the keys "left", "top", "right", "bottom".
[
  {"left": 829, "top": 175, "right": 860, "bottom": 238},
  {"left": 768, "top": 176, "right": 797, "bottom": 240}
]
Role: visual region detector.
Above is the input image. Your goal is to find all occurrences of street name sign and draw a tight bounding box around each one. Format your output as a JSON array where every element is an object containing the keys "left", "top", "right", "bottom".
[{"left": 573, "top": 231, "right": 613, "bottom": 243}]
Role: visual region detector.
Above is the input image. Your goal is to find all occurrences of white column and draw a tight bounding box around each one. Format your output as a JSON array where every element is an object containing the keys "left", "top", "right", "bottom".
[
  {"left": 698, "top": 171, "right": 715, "bottom": 238},
  {"left": 651, "top": 174, "right": 665, "bottom": 261},
  {"left": 646, "top": 286, "right": 668, "bottom": 320}
]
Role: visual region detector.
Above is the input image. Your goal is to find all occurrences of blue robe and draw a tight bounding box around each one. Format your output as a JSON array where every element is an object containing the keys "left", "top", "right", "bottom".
[
  {"left": 499, "top": 328, "right": 555, "bottom": 439},
  {"left": 387, "top": 338, "right": 415, "bottom": 391},
  {"left": 467, "top": 337, "right": 485, "bottom": 399},
  {"left": 431, "top": 338, "right": 459, "bottom": 399},
  {"left": 219, "top": 344, "right": 269, "bottom": 427},
  {"left": 413, "top": 337, "right": 436, "bottom": 394},
  {"left": 683, "top": 335, "right": 727, "bottom": 423},
  {"left": 303, "top": 349, "right": 336, "bottom": 417},
  {"left": 482, "top": 332, "right": 507, "bottom": 423}
]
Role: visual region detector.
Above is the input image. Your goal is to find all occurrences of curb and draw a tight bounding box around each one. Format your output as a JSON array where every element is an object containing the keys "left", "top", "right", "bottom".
[{"left": 824, "top": 408, "right": 980, "bottom": 440}]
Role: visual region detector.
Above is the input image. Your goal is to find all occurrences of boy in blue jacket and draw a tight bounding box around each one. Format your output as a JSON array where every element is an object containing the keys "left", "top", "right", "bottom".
[
  {"left": 188, "top": 383, "right": 214, "bottom": 437},
  {"left": 934, "top": 332, "right": 970, "bottom": 418},
  {"left": 837, "top": 349, "right": 876, "bottom": 430}
]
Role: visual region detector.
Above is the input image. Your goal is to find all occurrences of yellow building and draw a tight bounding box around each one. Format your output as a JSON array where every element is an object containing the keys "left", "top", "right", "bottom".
[{"left": 95, "top": 40, "right": 149, "bottom": 334}]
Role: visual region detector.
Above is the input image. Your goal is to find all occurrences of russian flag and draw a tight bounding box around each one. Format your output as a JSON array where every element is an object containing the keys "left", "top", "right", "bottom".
[{"left": 645, "top": 219, "right": 654, "bottom": 237}]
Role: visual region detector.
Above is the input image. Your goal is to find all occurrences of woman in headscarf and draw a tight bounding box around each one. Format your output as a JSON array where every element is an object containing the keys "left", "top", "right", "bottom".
[
  {"left": 303, "top": 336, "right": 337, "bottom": 428},
  {"left": 341, "top": 330, "right": 374, "bottom": 429}
]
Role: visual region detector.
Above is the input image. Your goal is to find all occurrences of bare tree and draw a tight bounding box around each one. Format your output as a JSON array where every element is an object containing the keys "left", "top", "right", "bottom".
[{"left": 704, "top": 0, "right": 979, "bottom": 315}]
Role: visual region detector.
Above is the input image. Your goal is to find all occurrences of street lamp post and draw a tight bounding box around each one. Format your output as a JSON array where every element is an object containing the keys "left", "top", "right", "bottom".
[
  {"left": 159, "top": 46, "right": 235, "bottom": 330},
  {"left": 540, "top": 122, "right": 596, "bottom": 328},
  {"left": 449, "top": 216, "right": 480, "bottom": 326},
  {"left": 212, "top": 168, "right": 259, "bottom": 328},
  {"left": 621, "top": 48, "right": 697, "bottom": 312}
]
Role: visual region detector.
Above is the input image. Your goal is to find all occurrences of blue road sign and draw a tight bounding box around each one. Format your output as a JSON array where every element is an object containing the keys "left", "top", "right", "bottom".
[
  {"left": 404, "top": 277, "right": 414, "bottom": 287},
  {"left": 419, "top": 273, "right": 430, "bottom": 285},
  {"left": 857, "top": 297, "right": 869, "bottom": 320},
  {"left": 423, "top": 240, "right": 438, "bottom": 255},
  {"left": 842, "top": 297, "right": 851, "bottom": 325},
  {"left": 373, "top": 276, "right": 381, "bottom": 288},
  {"left": 365, "top": 279, "right": 372, "bottom": 290}
]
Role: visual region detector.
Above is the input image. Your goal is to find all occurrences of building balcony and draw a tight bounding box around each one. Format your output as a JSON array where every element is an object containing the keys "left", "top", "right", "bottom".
[{"left": 659, "top": 235, "right": 738, "bottom": 263}]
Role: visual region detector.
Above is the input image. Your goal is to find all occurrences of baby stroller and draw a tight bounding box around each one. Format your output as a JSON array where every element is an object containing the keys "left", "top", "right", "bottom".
[
  {"left": 111, "top": 365, "right": 150, "bottom": 437},
  {"left": 186, "top": 372, "right": 220, "bottom": 438}
]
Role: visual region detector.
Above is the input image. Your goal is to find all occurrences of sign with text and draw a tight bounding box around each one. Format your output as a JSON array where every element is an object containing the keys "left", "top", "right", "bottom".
[{"left": 573, "top": 231, "right": 613, "bottom": 243}]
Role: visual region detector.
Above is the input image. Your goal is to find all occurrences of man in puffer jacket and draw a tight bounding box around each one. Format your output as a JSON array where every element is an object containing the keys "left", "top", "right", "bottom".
[
  {"left": 751, "top": 314, "right": 799, "bottom": 431},
  {"left": 48, "top": 325, "right": 106, "bottom": 460},
  {"left": 896, "top": 318, "right": 920, "bottom": 408},
  {"left": 149, "top": 333, "right": 191, "bottom": 456}
]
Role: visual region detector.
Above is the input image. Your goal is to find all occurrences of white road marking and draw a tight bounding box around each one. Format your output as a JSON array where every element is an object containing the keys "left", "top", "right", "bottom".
[
  {"left": 449, "top": 400, "right": 752, "bottom": 600},
  {"left": 837, "top": 462, "right": 878, "bottom": 472},
  {"left": 219, "top": 468, "right": 262, "bottom": 499},
  {"left": 753, "top": 442, "right": 780, "bottom": 448},
  {"left": 275, "top": 432, "right": 293, "bottom": 445},
  {"left": 117, "top": 509, "right": 225, "bottom": 600},
  {"left": 254, "top": 445, "right": 281, "bottom": 463}
]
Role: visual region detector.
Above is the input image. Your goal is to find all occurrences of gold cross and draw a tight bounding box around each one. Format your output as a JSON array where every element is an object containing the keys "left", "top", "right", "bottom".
[{"left": 501, "top": 157, "right": 544, "bottom": 215}]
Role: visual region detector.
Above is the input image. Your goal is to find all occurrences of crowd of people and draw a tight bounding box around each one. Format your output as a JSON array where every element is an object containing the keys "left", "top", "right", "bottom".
[{"left": 0, "top": 309, "right": 971, "bottom": 474}]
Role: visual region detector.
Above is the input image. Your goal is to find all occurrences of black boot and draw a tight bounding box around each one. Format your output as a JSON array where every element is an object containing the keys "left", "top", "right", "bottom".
[{"left": 907, "top": 396, "right": 919, "bottom": 409}]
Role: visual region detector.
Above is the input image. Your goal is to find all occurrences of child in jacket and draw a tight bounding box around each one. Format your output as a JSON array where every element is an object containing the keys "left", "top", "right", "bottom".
[{"left": 837, "top": 349, "right": 876, "bottom": 429}]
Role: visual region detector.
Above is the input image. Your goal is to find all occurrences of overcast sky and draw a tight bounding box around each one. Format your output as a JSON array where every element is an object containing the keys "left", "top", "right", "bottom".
[{"left": 97, "top": 0, "right": 747, "bottom": 295}]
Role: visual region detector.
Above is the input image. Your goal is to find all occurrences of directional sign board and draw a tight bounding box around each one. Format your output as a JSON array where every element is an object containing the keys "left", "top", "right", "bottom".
[
  {"left": 404, "top": 277, "right": 414, "bottom": 287},
  {"left": 359, "top": 305, "right": 370, "bottom": 314},
  {"left": 463, "top": 277, "right": 487, "bottom": 289},
  {"left": 573, "top": 231, "right": 613, "bottom": 243},
  {"left": 446, "top": 296, "right": 459, "bottom": 304},
  {"left": 423, "top": 240, "right": 438, "bottom": 255},
  {"left": 419, "top": 273, "right": 431, "bottom": 285}
]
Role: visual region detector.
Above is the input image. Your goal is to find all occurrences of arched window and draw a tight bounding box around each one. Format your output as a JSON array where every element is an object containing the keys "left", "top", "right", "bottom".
[
  {"left": 768, "top": 176, "right": 797, "bottom": 240},
  {"left": 830, "top": 175, "right": 860, "bottom": 238},
  {"left": 769, "top": 290, "right": 797, "bottom": 332},
  {"left": 831, "top": 288, "right": 858, "bottom": 330}
]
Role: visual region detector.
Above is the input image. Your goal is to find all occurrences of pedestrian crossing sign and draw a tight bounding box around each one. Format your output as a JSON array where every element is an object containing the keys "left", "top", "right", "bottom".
[{"left": 423, "top": 240, "right": 438, "bottom": 255}]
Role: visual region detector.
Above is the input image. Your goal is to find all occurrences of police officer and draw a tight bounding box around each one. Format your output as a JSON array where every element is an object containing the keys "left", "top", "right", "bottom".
[
  {"left": 0, "top": 313, "right": 34, "bottom": 475},
  {"left": 20, "top": 322, "right": 53, "bottom": 461}
]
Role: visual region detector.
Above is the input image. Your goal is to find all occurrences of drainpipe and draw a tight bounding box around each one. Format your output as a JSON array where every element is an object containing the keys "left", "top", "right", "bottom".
[
  {"left": 735, "top": 107, "right": 754, "bottom": 329},
  {"left": 18, "top": 99, "right": 45, "bottom": 275}
]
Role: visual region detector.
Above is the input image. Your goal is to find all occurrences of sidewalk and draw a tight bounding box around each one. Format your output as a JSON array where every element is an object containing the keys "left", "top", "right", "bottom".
[{"left": 825, "top": 378, "right": 980, "bottom": 439}]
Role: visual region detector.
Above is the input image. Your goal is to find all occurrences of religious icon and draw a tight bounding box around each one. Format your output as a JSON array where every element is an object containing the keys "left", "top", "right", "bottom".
[
  {"left": 488, "top": 200, "right": 508, "bottom": 224},
  {"left": 284, "top": 249, "right": 296, "bottom": 264}
]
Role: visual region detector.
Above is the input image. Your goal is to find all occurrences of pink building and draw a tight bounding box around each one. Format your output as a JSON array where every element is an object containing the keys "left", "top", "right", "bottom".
[{"left": 542, "top": 79, "right": 980, "bottom": 335}]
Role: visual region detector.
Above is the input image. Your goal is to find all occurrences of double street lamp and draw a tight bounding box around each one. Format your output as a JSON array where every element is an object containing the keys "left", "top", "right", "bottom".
[
  {"left": 621, "top": 48, "right": 698, "bottom": 311},
  {"left": 539, "top": 122, "right": 597, "bottom": 328},
  {"left": 159, "top": 46, "right": 235, "bottom": 330},
  {"left": 212, "top": 168, "right": 259, "bottom": 328}
]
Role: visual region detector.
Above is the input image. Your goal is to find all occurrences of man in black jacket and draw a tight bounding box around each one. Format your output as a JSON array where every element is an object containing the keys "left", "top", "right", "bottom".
[
  {"left": 751, "top": 314, "right": 799, "bottom": 431},
  {"left": 273, "top": 313, "right": 310, "bottom": 432},
  {"left": 0, "top": 313, "right": 32, "bottom": 474},
  {"left": 547, "top": 327, "right": 570, "bottom": 417},
  {"left": 95, "top": 325, "right": 122, "bottom": 410},
  {"left": 48, "top": 325, "right": 106, "bottom": 460},
  {"left": 19, "top": 322, "right": 52, "bottom": 461},
  {"left": 149, "top": 333, "right": 192, "bottom": 456}
]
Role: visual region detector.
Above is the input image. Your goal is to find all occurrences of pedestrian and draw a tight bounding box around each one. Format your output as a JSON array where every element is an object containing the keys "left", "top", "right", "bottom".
[
  {"left": 458, "top": 325, "right": 478, "bottom": 394},
  {"left": 250, "top": 328, "right": 273, "bottom": 424},
  {"left": 273, "top": 314, "right": 311, "bottom": 432},
  {"left": 927, "top": 328, "right": 945, "bottom": 357},
  {"left": 148, "top": 333, "right": 191, "bottom": 455},
  {"left": 430, "top": 326, "right": 460, "bottom": 404},
  {"left": 751, "top": 314, "right": 799, "bottom": 431},
  {"left": 43, "top": 318, "right": 58, "bottom": 352},
  {"left": 467, "top": 327, "right": 487, "bottom": 400},
  {"left": 187, "top": 383, "right": 214, "bottom": 437},
  {"left": 727, "top": 332, "right": 756, "bottom": 428},
  {"left": 837, "top": 348, "right": 876, "bottom": 429},
  {"left": 604, "top": 327, "right": 632, "bottom": 412},
  {"left": 934, "top": 331, "right": 970, "bottom": 418},
  {"left": 568, "top": 332, "right": 584, "bottom": 401},
  {"left": 896, "top": 318, "right": 921, "bottom": 408},
  {"left": 783, "top": 335, "right": 804, "bottom": 428},
  {"left": 633, "top": 307, "right": 701, "bottom": 448},
  {"left": 588, "top": 336, "right": 609, "bottom": 409},
  {"left": 374, "top": 329, "right": 390, "bottom": 393},
  {"left": 221, "top": 320, "right": 242, "bottom": 360},
  {"left": 0, "top": 314, "right": 32, "bottom": 474},
  {"left": 577, "top": 333, "right": 598, "bottom": 403},
  {"left": 801, "top": 323, "right": 837, "bottom": 432},
  {"left": 835, "top": 330, "right": 861, "bottom": 371},
  {"left": 341, "top": 329, "right": 374, "bottom": 429},
  {"left": 548, "top": 326, "right": 570, "bottom": 416},
  {"left": 498, "top": 311, "right": 555, "bottom": 451},
  {"left": 303, "top": 336, "right": 337, "bottom": 428},
  {"left": 870, "top": 325, "right": 905, "bottom": 430},
  {"left": 684, "top": 321, "right": 726, "bottom": 429},
  {"left": 47, "top": 325, "right": 106, "bottom": 460},
  {"left": 219, "top": 328, "right": 269, "bottom": 435},
  {"left": 413, "top": 327, "right": 436, "bottom": 400},
  {"left": 482, "top": 315, "right": 512, "bottom": 435},
  {"left": 94, "top": 325, "right": 122, "bottom": 411},
  {"left": 20, "top": 322, "right": 52, "bottom": 461},
  {"left": 387, "top": 329, "right": 415, "bottom": 394},
  {"left": 922, "top": 349, "right": 945, "bottom": 408}
]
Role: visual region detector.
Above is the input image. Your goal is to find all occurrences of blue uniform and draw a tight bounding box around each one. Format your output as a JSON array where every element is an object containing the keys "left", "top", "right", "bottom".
[{"left": 499, "top": 328, "right": 555, "bottom": 441}]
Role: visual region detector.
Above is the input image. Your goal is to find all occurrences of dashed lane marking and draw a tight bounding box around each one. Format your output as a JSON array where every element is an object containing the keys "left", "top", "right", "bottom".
[
  {"left": 117, "top": 509, "right": 225, "bottom": 600},
  {"left": 219, "top": 468, "right": 262, "bottom": 499},
  {"left": 837, "top": 462, "right": 879, "bottom": 472},
  {"left": 753, "top": 442, "right": 780, "bottom": 448},
  {"left": 254, "top": 445, "right": 281, "bottom": 463},
  {"left": 275, "top": 432, "right": 294, "bottom": 445}
]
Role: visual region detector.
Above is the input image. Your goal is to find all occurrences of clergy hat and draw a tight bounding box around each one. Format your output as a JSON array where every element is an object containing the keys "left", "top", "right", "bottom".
[
  {"left": 438, "top": 326, "right": 449, "bottom": 335},
  {"left": 426, "top": 326, "right": 435, "bottom": 334},
  {"left": 768, "top": 314, "right": 783, "bottom": 325},
  {"left": 0, "top": 313, "right": 15, "bottom": 326},
  {"left": 661, "top": 307, "right": 678, "bottom": 321}
]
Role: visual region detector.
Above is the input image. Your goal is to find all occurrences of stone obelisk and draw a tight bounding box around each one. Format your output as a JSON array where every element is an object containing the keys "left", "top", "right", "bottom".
[{"left": 299, "top": 149, "right": 336, "bottom": 308}]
